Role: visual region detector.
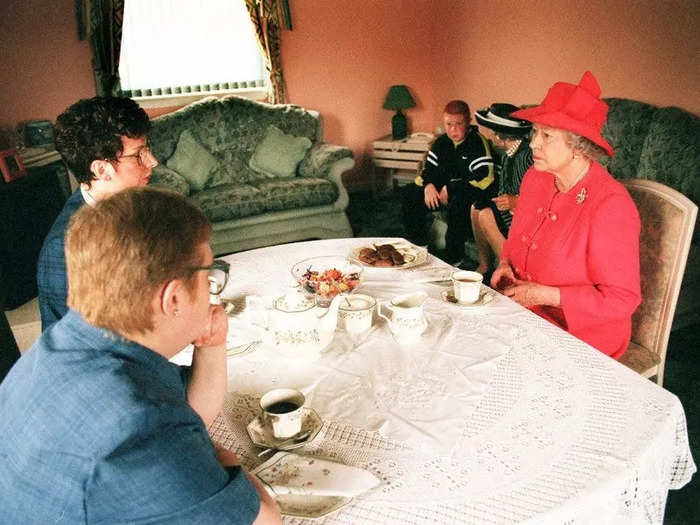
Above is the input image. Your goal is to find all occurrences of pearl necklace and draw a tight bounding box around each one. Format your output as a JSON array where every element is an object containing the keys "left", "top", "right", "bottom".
[
  {"left": 505, "top": 140, "right": 522, "bottom": 157},
  {"left": 557, "top": 162, "right": 589, "bottom": 193}
]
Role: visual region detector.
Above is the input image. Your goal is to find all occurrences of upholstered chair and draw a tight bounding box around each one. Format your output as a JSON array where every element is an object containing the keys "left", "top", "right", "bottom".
[{"left": 619, "top": 179, "right": 698, "bottom": 386}]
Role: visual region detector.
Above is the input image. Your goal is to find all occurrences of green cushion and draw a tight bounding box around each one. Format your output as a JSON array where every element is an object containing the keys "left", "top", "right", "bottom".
[
  {"left": 249, "top": 125, "right": 312, "bottom": 178},
  {"left": 251, "top": 177, "right": 339, "bottom": 211},
  {"left": 189, "top": 183, "right": 266, "bottom": 222},
  {"left": 166, "top": 129, "right": 218, "bottom": 191}
]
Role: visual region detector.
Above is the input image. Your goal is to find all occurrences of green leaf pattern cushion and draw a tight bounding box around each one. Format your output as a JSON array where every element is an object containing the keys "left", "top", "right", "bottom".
[
  {"left": 252, "top": 177, "right": 339, "bottom": 212},
  {"left": 249, "top": 125, "right": 312, "bottom": 178},
  {"left": 166, "top": 129, "right": 218, "bottom": 191}
]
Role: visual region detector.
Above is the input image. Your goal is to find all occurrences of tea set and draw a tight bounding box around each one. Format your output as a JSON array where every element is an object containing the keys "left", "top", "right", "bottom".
[{"left": 243, "top": 261, "right": 493, "bottom": 458}]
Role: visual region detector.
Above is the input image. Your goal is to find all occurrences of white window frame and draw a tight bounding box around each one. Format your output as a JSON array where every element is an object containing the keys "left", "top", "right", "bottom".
[{"left": 119, "top": 0, "right": 268, "bottom": 108}]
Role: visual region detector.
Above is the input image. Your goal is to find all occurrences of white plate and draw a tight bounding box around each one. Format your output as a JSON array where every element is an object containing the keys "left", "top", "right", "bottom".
[
  {"left": 275, "top": 493, "right": 352, "bottom": 519},
  {"left": 350, "top": 243, "right": 428, "bottom": 269},
  {"left": 441, "top": 289, "right": 495, "bottom": 308},
  {"left": 247, "top": 407, "right": 323, "bottom": 450}
]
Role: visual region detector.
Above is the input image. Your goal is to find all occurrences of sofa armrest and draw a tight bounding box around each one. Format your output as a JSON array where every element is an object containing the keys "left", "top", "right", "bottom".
[
  {"left": 298, "top": 143, "right": 353, "bottom": 178},
  {"left": 148, "top": 165, "right": 191, "bottom": 197}
]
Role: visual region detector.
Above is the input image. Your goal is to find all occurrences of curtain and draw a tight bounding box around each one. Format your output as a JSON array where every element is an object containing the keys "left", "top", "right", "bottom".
[
  {"left": 245, "top": 0, "right": 288, "bottom": 104},
  {"left": 87, "top": 0, "right": 125, "bottom": 96}
]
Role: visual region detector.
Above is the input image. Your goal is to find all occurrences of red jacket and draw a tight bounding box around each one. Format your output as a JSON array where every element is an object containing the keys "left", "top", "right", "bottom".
[{"left": 502, "top": 162, "right": 641, "bottom": 359}]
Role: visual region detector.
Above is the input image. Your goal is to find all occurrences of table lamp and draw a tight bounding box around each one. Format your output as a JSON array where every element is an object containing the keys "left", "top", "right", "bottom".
[{"left": 383, "top": 85, "right": 416, "bottom": 140}]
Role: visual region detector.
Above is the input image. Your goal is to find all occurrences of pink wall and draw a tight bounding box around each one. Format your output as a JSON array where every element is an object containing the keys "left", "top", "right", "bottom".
[
  {"left": 280, "top": 0, "right": 438, "bottom": 187},
  {"left": 1, "top": 1, "right": 697, "bottom": 188},
  {"left": 430, "top": 0, "right": 700, "bottom": 126},
  {"left": 0, "top": 0, "right": 95, "bottom": 148}
]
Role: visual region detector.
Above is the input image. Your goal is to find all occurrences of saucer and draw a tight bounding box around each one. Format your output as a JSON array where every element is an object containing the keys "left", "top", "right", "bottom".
[
  {"left": 441, "top": 289, "right": 494, "bottom": 308},
  {"left": 247, "top": 407, "right": 323, "bottom": 450},
  {"left": 275, "top": 493, "right": 352, "bottom": 519}
]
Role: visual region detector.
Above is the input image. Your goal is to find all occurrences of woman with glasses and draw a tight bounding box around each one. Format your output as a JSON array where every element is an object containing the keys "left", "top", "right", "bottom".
[
  {"left": 471, "top": 103, "right": 533, "bottom": 275},
  {"left": 1, "top": 187, "right": 282, "bottom": 524},
  {"left": 491, "top": 72, "right": 641, "bottom": 360},
  {"left": 38, "top": 96, "right": 159, "bottom": 330}
]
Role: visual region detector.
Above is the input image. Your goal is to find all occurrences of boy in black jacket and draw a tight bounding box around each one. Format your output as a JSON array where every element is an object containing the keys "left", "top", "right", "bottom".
[{"left": 401, "top": 100, "right": 495, "bottom": 265}]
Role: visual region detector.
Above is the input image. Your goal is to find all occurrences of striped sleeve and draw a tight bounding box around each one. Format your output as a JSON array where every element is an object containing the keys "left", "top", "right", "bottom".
[{"left": 421, "top": 145, "right": 440, "bottom": 187}]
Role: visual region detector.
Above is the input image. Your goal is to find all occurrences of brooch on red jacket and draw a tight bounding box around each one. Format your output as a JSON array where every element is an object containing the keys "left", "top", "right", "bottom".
[{"left": 576, "top": 187, "right": 587, "bottom": 204}]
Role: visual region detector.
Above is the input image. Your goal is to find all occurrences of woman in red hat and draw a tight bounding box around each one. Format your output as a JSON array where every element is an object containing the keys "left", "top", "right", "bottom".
[{"left": 491, "top": 71, "right": 641, "bottom": 359}]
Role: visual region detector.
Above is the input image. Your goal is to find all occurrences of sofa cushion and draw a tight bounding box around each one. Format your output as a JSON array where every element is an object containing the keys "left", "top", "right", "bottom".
[
  {"left": 252, "top": 177, "right": 339, "bottom": 212},
  {"left": 249, "top": 125, "right": 312, "bottom": 178},
  {"left": 148, "top": 165, "right": 190, "bottom": 196},
  {"left": 600, "top": 98, "right": 657, "bottom": 180},
  {"left": 189, "top": 183, "right": 266, "bottom": 222},
  {"left": 166, "top": 130, "right": 218, "bottom": 191}
]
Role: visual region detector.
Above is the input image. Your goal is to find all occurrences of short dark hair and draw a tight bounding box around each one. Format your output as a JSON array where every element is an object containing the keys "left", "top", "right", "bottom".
[
  {"left": 53, "top": 97, "right": 150, "bottom": 185},
  {"left": 444, "top": 100, "right": 470, "bottom": 121}
]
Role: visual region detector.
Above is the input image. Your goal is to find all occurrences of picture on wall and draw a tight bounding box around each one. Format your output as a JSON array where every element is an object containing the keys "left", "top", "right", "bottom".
[{"left": 0, "top": 149, "right": 27, "bottom": 183}]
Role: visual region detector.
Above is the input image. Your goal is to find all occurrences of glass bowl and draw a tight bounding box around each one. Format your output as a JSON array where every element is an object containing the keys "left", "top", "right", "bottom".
[{"left": 291, "top": 256, "right": 363, "bottom": 307}]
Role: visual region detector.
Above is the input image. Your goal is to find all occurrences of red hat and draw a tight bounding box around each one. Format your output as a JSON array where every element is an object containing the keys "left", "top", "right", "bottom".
[{"left": 511, "top": 71, "right": 614, "bottom": 156}]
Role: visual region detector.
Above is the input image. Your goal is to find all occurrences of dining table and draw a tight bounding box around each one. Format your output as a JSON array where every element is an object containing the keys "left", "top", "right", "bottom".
[{"left": 175, "top": 237, "right": 695, "bottom": 524}]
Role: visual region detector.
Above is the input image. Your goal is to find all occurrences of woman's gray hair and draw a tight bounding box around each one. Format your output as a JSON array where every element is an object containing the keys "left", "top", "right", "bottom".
[{"left": 565, "top": 131, "right": 608, "bottom": 160}]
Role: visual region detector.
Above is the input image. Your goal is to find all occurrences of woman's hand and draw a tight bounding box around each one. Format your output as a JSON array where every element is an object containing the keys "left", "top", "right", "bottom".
[
  {"left": 503, "top": 279, "right": 561, "bottom": 308},
  {"left": 491, "top": 260, "right": 515, "bottom": 290},
  {"left": 193, "top": 305, "right": 228, "bottom": 349},
  {"left": 424, "top": 183, "right": 441, "bottom": 210},
  {"left": 492, "top": 194, "right": 518, "bottom": 211}
]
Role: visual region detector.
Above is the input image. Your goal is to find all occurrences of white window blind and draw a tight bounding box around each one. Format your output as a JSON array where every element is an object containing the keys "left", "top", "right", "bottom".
[{"left": 118, "top": 0, "right": 266, "bottom": 97}]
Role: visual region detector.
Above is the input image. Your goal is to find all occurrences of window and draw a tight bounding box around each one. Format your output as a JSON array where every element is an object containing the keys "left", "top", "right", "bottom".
[{"left": 119, "top": 0, "right": 267, "bottom": 106}]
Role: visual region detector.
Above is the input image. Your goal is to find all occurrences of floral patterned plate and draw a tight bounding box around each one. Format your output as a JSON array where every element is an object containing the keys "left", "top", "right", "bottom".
[
  {"left": 247, "top": 407, "right": 323, "bottom": 451},
  {"left": 274, "top": 493, "right": 352, "bottom": 519}
]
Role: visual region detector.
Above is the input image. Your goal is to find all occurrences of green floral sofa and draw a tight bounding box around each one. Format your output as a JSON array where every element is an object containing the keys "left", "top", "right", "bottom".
[
  {"left": 147, "top": 95, "right": 354, "bottom": 255},
  {"left": 598, "top": 98, "right": 699, "bottom": 328}
]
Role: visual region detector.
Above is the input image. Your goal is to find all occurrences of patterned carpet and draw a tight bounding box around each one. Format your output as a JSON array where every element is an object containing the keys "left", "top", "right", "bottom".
[{"left": 346, "top": 189, "right": 699, "bottom": 523}]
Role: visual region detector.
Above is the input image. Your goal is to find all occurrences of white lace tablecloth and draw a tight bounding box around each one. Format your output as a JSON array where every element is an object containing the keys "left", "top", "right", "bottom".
[{"left": 204, "top": 237, "right": 695, "bottom": 524}]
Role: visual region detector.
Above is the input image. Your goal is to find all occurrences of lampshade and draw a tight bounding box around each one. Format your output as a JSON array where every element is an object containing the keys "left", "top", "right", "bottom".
[{"left": 382, "top": 85, "right": 416, "bottom": 110}]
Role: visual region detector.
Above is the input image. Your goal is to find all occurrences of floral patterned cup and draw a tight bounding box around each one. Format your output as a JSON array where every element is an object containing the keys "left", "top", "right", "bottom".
[{"left": 338, "top": 294, "right": 376, "bottom": 336}]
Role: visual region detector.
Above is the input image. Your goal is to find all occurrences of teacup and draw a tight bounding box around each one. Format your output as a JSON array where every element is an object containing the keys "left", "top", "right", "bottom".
[
  {"left": 338, "top": 294, "right": 376, "bottom": 336},
  {"left": 451, "top": 270, "right": 483, "bottom": 304},
  {"left": 260, "top": 388, "right": 305, "bottom": 439}
]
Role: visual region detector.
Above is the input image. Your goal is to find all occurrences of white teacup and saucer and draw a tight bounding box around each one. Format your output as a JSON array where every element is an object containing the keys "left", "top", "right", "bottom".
[
  {"left": 441, "top": 288, "right": 494, "bottom": 308},
  {"left": 247, "top": 389, "right": 323, "bottom": 452}
]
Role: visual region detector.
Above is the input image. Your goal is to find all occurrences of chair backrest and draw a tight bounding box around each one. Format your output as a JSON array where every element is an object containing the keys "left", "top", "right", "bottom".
[{"left": 622, "top": 179, "right": 697, "bottom": 376}]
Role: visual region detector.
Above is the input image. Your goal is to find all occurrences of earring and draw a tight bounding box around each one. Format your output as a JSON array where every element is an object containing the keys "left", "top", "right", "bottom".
[{"left": 173, "top": 308, "right": 180, "bottom": 317}]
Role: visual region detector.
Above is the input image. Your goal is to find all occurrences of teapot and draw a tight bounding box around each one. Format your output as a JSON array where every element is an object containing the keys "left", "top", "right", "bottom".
[
  {"left": 254, "top": 284, "right": 343, "bottom": 360},
  {"left": 378, "top": 291, "right": 428, "bottom": 345}
]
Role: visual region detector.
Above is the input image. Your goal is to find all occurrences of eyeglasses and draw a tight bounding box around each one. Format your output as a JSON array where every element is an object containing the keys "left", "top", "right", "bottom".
[
  {"left": 118, "top": 145, "right": 154, "bottom": 168},
  {"left": 190, "top": 259, "right": 230, "bottom": 295}
]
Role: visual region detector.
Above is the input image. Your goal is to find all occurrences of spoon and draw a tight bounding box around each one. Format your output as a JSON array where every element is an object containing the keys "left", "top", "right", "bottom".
[{"left": 256, "top": 430, "right": 313, "bottom": 457}]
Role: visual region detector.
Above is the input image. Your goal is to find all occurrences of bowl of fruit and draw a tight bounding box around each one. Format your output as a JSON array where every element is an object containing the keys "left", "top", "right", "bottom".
[{"left": 291, "top": 256, "right": 363, "bottom": 307}]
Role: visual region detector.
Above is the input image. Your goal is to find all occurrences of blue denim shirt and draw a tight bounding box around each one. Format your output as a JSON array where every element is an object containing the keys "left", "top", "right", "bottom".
[
  {"left": 0, "top": 310, "right": 259, "bottom": 523},
  {"left": 37, "top": 190, "right": 85, "bottom": 331}
]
